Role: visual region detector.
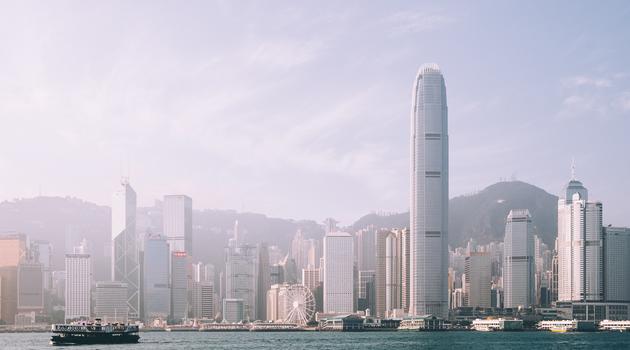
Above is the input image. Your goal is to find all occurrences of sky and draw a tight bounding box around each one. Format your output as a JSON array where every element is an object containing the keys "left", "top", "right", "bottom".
[{"left": 0, "top": 1, "right": 629, "bottom": 226}]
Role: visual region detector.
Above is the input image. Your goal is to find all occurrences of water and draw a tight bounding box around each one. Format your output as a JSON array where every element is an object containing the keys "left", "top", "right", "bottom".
[{"left": 3, "top": 331, "right": 630, "bottom": 350}]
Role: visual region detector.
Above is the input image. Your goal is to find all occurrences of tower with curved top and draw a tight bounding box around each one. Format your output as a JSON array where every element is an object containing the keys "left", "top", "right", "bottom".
[{"left": 409, "top": 64, "right": 449, "bottom": 317}]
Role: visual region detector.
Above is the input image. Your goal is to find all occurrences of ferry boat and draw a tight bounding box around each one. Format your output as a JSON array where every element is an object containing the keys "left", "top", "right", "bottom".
[
  {"left": 50, "top": 319, "right": 140, "bottom": 345},
  {"left": 249, "top": 322, "right": 303, "bottom": 332},
  {"left": 600, "top": 320, "right": 630, "bottom": 332}
]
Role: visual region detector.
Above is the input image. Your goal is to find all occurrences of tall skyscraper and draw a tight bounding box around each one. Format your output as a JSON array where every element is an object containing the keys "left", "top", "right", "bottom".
[
  {"left": 111, "top": 178, "right": 140, "bottom": 319},
  {"left": 170, "top": 251, "right": 190, "bottom": 322},
  {"left": 163, "top": 195, "right": 193, "bottom": 255},
  {"left": 0, "top": 233, "right": 27, "bottom": 324},
  {"left": 603, "top": 226, "right": 630, "bottom": 302},
  {"left": 143, "top": 235, "right": 170, "bottom": 321},
  {"left": 256, "top": 243, "right": 270, "bottom": 321},
  {"left": 464, "top": 253, "right": 491, "bottom": 308},
  {"left": 409, "top": 63, "right": 449, "bottom": 317},
  {"left": 17, "top": 262, "right": 44, "bottom": 320},
  {"left": 323, "top": 232, "right": 354, "bottom": 313},
  {"left": 225, "top": 244, "right": 258, "bottom": 321},
  {"left": 557, "top": 175, "right": 604, "bottom": 302},
  {"left": 356, "top": 226, "right": 376, "bottom": 272},
  {"left": 65, "top": 253, "right": 91, "bottom": 321},
  {"left": 503, "top": 209, "right": 535, "bottom": 308},
  {"left": 375, "top": 230, "right": 400, "bottom": 317}
]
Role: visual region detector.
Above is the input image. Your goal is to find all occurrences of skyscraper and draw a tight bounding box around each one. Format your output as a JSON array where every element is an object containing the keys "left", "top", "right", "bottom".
[
  {"left": 503, "top": 209, "right": 535, "bottom": 308},
  {"left": 464, "top": 253, "right": 491, "bottom": 308},
  {"left": 375, "top": 230, "right": 400, "bottom": 317},
  {"left": 143, "top": 235, "right": 170, "bottom": 322},
  {"left": 111, "top": 178, "right": 140, "bottom": 319},
  {"left": 65, "top": 253, "right": 91, "bottom": 321},
  {"left": 356, "top": 226, "right": 376, "bottom": 272},
  {"left": 323, "top": 232, "right": 354, "bottom": 313},
  {"left": 93, "top": 281, "right": 128, "bottom": 323},
  {"left": 0, "top": 233, "right": 27, "bottom": 324},
  {"left": 409, "top": 63, "right": 449, "bottom": 317},
  {"left": 17, "top": 262, "right": 44, "bottom": 321},
  {"left": 557, "top": 175, "right": 604, "bottom": 302},
  {"left": 225, "top": 244, "right": 258, "bottom": 321},
  {"left": 163, "top": 195, "right": 193, "bottom": 255},
  {"left": 603, "top": 226, "right": 630, "bottom": 302},
  {"left": 170, "top": 251, "right": 190, "bottom": 322}
]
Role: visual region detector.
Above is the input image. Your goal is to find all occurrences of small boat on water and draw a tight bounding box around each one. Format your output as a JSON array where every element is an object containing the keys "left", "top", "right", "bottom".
[{"left": 50, "top": 318, "right": 140, "bottom": 345}]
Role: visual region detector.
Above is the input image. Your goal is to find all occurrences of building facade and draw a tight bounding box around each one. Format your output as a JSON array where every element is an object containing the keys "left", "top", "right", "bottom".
[
  {"left": 65, "top": 253, "right": 91, "bottom": 321},
  {"left": 464, "top": 253, "right": 491, "bottom": 308},
  {"left": 162, "top": 195, "right": 193, "bottom": 255},
  {"left": 604, "top": 227, "right": 630, "bottom": 302},
  {"left": 503, "top": 209, "right": 535, "bottom": 308},
  {"left": 410, "top": 63, "right": 449, "bottom": 317},
  {"left": 323, "top": 232, "right": 354, "bottom": 313},
  {"left": 93, "top": 281, "right": 128, "bottom": 322},
  {"left": 143, "top": 235, "right": 171, "bottom": 321}
]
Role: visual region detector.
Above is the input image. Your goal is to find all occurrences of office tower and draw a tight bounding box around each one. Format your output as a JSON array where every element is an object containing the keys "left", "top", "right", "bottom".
[
  {"left": 409, "top": 63, "right": 449, "bottom": 317},
  {"left": 356, "top": 226, "right": 377, "bottom": 272},
  {"left": 358, "top": 270, "right": 376, "bottom": 314},
  {"left": 225, "top": 244, "right": 258, "bottom": 321},
  {"left": 111, "top": 178, "right": 140, "bottom": 319},
  {"left": 270, "top": 264, "right": 284, "bottom": 285},
  {"left": 31, "top": 240, "right": 53, "bottom": 290},
  {"left": 399, "top": 228, "right": 411, "bottom": 313},
  {"left": 163, "top": 195, "right": 193, "bottom": 255},
  {"left": 222, "top": 298, "right": 244, "bottom": 323},
  {"left": 290, "top": 230, "right": 308, "bottom": 274},
  {"left": 323, "top": 232, "right": 354, "bottom": 313},
  {"left": 503, "top": 210, "right": 535, "bottom": 308},
  {"left": 266, "top": 284, "right": 281, "bottom": 321},
  {"left": 171, "top": 251, "right": 190, "bottom": 322},
  {"left": 0, "top": 234, "right": 27, "bottom": 324},
  {"left": 302, "top": 267, "right": 320, "bottom": 292},
  {"left": 551, "top": 250, "right": 558, "bottom": 303},
  {"left": 93, "top": 281, "right": 128, "bottom": 322},
  {"left": 464, "top": 253, "right": 491, "bottom": 308},
  {"left": 257, "top": 243, "right": 270, "bottom": 321},
  {"left": 65, "top": 253, "right": 91, "bottom": 321},
  {"left": 191, "top": 281, "right": 214, "bottom": 319},
  {"left": 375, "top": 230, "right": 400, "bottom": 317},
  {"left": 143, "top": 235, "right": 170, "bottom": 321},
  {"left": 604, "top": 227, "right": 630, "bottom": 302},
  {"left": 557, "top": 175, "right": 604, "bottom": 302},
  {"left": 17, "top": 262, "right": 44, "bottom": 321}
]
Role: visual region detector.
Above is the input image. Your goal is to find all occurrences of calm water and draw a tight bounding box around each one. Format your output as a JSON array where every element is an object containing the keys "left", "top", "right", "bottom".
[{"left": 3, "top": 331, "right": 630, "bottom": 350}]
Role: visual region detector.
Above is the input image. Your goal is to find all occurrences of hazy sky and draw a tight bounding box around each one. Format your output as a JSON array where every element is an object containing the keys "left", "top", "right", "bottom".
[{"left": 0, "top": 1, "right": 629, "bottom": 226}]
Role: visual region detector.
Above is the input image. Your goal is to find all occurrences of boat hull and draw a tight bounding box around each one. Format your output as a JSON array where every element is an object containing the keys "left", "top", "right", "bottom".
[{"left": 50, "top": 334, "right": 140, "bottom": 345}]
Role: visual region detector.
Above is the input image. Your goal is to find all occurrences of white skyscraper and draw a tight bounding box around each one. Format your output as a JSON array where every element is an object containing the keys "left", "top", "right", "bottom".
[
  {"left": 163, "top": 195, "right": 193, "bottom": 255},
  {"left": 503, "top": 209, "right": 535, "bottom": 308},
  {"left": 111, "top": 178, "right": 140, "bottom": 319},
  {"left": 557, "top": 175, "right": 604, "bottom": 302},
  {"left": 65, "top": 253, "right": 91, "bottom": 321},
  {"left": 375, "top": 230, "right": 400, "bottom": 317},
  {"left": 410, "top": 63, "right": 449, "bottom": 317},
  {"left": 323, "top": 232, "right": 354, "bottom": 313}
]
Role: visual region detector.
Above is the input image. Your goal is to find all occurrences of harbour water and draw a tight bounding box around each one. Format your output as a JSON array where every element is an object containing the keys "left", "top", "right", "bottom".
[{"left": 2, "top": 331, "right": 630, "bottom": 350}]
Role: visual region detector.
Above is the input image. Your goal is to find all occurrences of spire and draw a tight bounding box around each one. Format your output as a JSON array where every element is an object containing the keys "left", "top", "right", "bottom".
[
  {"left": 571, "top": 157, "right": 576, "bottom": 180},
  {"left": 233, "top": 220, "right": 239, "bottom": 247}
]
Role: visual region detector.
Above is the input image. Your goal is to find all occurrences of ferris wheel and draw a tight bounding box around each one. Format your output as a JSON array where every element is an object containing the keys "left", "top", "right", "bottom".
[{"left": 283, "top": 285, "right": 315, "bottom": 326}]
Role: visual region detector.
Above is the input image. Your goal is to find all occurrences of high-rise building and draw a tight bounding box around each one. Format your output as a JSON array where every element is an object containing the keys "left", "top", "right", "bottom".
[
  {"left": 266, "top": 284, "right": 282, "bottom": 321},
  {"left": 111, "top": 178, "right": 140, "bottom": 319},
  {"left": 356, "top": 226, "right": 376, "bottom": 272},
  {"left": 270, "top": 264, "right": 284, "bottom": 285},
  {"left": 65, "top": 253, "right": 91, "bottom": 321},
  {"left": 464, "top": 253, "right": 491, "bottom": 308},
  {"left": 375, "top": 230, "right": 400, "bottom": 317},
  {"left": 191, "top": 281, "right": 214, "bottom": 320},
  {"left": 302, "top": 267, "right": 320, "bottom": 292},
  {"left": 162, "top": 195, "right": 193, "bottom": 255},
  {"left": 358, "top": 270, "right": 376, "bottom": 314},
  {"left": 0, "top": 234, "right": 27, "bottom": 324},
  {"left": 17, "top": 262, "right": 44, "bottom": 320},
  {"left": 222, "top": 298, "right": 244, "bottom": 323},
  {"left": 399, "top": 228, "right": 411, "bottom": 313},
  {"left": 323, "top": 232, "right": 354, "bottom": 313},
  {"left": 93, "top": 281, "right": 128, "bottom": 322},
  {"left": 603, "top": 227, "right": 630, "bottom": 302},
  {"left": 31, "top": 240, "right": 53, "bottom": 290},
  {"left": 409, "top": 63, "right": 449, "bottom": 317},
  {"left": 143, "top": 235, "right": 170, "bottom": 321},
  {"left": 503, "top": 210, "right": 535, "bottom": 308},
  {"left": 170, "top": 251, "right": 190, "bottom": 322},
  {"left": 225, "top": 244, "right": 258, "bottom": 320},
  {"left": 557, "top": 175, "right": 604, "bottom": 302},
  {"left": 257, "top": 243, "right": 270, "bottom": 321}
]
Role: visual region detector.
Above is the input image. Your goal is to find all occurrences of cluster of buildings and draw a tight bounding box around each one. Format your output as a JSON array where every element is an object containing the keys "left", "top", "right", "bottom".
[{"left": 0, "top": 63, "right": 628, "bottom": 329}]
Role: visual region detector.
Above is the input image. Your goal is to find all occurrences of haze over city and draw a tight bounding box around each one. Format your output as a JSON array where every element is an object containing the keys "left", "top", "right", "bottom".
[{"left": 1, "top": 1, "right": 629, "bottom": 225}]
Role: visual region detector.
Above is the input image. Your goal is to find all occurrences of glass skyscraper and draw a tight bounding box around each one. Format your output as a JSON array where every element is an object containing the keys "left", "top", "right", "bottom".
[{"left": 409, "top": 63, "right": 449, "bottom": 317}]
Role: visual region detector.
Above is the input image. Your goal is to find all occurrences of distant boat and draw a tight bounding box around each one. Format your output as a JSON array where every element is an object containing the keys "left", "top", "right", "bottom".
[{"left": 50, "top": 319, "right": 140, "bottom": 345}]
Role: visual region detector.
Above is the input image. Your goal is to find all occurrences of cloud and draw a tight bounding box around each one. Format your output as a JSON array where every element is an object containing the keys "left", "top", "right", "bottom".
[
  {"left": 382, "top": 10, "right": 455, "bottom": 35},
  {"left": 564, "top": 76, "right": 612, "bottom": 88}
]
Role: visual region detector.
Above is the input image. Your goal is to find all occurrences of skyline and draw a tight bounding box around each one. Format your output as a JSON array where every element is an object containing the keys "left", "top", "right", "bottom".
[{"left": 1, "top": 1, "right": 630, "bottom": 226}]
